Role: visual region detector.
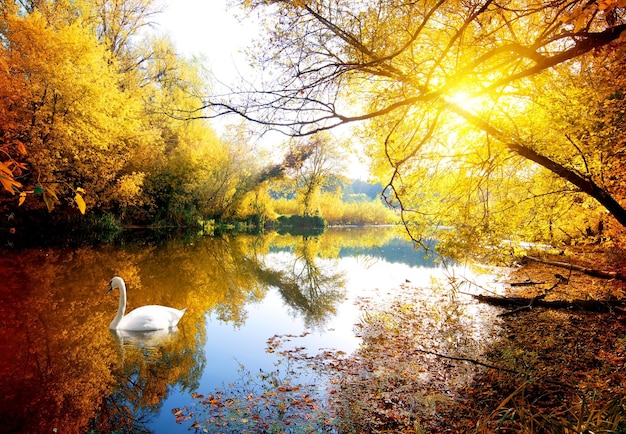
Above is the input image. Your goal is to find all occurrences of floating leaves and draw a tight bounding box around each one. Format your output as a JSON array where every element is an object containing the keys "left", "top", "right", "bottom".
[{"left": 174, "top": 353, "right": 334, "bottom": 433}]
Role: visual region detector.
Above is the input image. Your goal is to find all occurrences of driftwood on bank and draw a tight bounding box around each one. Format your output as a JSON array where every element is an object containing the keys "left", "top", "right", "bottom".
[
  {"left": 525, "top": 256, "right": 626, "bottom": 282},
  {"left": 469, "top": 254, "right": 626, "bottom": 315},
  {"left": 472, "top": 293, "right": 626, "bottom": 315}
]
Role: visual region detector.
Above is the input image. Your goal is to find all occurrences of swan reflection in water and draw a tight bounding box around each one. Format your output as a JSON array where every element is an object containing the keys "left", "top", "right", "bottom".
[
  {"left": 103, "top": 327, "right": 174, "bottom": 432},
  {"left": 104, "top": 326, "right": 200, "bottom": 432},
  {"left": 110, "top": 327, "right": 181, "bottom": 350}
]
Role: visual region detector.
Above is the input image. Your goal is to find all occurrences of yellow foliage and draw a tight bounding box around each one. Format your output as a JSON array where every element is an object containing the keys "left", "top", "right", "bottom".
[
  {"left": 0, "top": 7, "right": 142, "bottom": 208},
  {"left": 272, "top": 192, "right": 396, "bottom": 226},
  {"left": 233, "top": 0, "right": 626, "bottom": 259},
  {"left": 235, "top": 187, "right": 278, "bottom": 221},
  {"left": 114, "top": 172, "right": 146, "bottom": 209},
  {"left": 272, "top": 197, "right": 302, "bottom": 216},
  {"left": 0, "top": 2, "right": 259, "bottom": 224}
]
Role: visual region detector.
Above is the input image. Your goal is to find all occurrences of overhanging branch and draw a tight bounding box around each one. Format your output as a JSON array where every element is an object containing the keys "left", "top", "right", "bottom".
[{"left": 445, "top": 101, "right": 626, "bottom": 228}]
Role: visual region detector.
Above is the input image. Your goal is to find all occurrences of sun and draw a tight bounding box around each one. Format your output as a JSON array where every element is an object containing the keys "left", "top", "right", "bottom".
[{"left": 446, "top": 91, "right": 479, "bottom": 113}]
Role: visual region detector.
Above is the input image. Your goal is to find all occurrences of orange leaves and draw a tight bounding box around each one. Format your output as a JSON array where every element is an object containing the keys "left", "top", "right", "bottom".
[
  {"left": 171, "top": 407, "right": 191, "bottom": 424},
  {"left": 0, "top": 161, "right": 22, "bottom": 194},
  {"left": 177, "top": 332, "right": 334, "bottom": 432},
  {"left": 559, "top": 0, "right": 626, "bottom": 32},
  {"left": 598, "top": 0, "right": 626, "bottom": 10},
  {"left": 0, "top": 175, "right": 22, "bottom": 195},
  {"left": 16, "top": 141, "right": 27, "bottom": 156}
]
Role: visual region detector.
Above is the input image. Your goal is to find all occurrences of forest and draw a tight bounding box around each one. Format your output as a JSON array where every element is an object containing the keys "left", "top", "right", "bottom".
[
  {"left": 0, "top": 0, "right": 394, "bottom": 240},
  {"left": 5, "top": 0, "right": 626, "bottom": 256}
]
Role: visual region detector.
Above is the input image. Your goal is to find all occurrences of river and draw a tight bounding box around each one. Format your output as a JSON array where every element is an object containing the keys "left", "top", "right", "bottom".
[{"left": 0, "top": 226, "right": 503, "bottom": 433}]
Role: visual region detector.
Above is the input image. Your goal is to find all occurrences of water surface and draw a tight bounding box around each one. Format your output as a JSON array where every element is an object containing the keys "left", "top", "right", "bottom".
[{"left": 0, "top": 226, "right": 501, "bottom": 433}]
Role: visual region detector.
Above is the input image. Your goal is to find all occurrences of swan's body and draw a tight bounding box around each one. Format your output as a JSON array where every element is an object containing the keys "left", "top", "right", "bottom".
[{"left": 107, "top": 276, "right": 186, "bottom": 331}]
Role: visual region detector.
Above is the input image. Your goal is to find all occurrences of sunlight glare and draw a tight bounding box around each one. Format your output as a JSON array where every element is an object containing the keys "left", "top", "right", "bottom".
[{"left": 446, "top": 91, "right": 479, "bottom": 113}]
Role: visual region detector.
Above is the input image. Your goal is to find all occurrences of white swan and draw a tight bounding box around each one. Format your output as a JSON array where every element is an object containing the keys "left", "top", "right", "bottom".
[{"left": 106, "top": 276, "right": 186, "bottom": 331}]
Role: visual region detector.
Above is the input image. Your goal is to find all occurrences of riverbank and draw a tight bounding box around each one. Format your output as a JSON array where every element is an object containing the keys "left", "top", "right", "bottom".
[
  {"left": 464, "top": 246, "right": 626, "bottom": 432},
  {"left": 316, "top": 245, "right": 626, "bottom": 432}
]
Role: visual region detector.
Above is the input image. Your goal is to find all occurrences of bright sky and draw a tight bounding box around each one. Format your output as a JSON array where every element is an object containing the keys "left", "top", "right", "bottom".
[
  {"left": 153, "top": 0, "right": 371, "bottom": 180},
  {"left": 153, "top": 0, "right": 255, "bottom": 86}
]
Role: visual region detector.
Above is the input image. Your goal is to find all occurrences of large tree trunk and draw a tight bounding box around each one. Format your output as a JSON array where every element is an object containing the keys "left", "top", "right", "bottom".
[{"left": 506, "top": 145, "right": 626, "bottom": 228}]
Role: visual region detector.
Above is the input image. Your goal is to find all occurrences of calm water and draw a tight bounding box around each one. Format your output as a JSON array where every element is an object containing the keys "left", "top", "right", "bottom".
[{"left": 0, "top": 226, "right": 502, "bottom": 433}]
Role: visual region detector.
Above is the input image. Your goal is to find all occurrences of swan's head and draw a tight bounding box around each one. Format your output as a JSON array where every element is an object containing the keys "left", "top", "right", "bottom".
[{"left": 106, "top": 276, "right": 125, "bottom": 294}]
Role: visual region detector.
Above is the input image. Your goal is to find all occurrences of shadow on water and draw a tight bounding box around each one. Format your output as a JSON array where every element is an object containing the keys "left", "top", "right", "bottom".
[{"left": 0, "top": 226, "right": 488, "bottom": 433}]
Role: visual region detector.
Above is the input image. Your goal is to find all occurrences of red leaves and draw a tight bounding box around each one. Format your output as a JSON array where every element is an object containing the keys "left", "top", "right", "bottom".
[
  {"left": 171, "top": 407, "right": 192, "bottom": 424},
  {"left": 175, "top": 354, "right": 334, "bottom": 432}
]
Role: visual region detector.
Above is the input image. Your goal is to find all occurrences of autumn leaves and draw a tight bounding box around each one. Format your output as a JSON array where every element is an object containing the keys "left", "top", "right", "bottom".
[{"left": 0, "top": 1, "right": 247, "bottom": 224}]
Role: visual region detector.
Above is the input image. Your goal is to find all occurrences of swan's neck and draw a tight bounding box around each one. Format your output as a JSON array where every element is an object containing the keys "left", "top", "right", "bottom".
[{"left": 109, "top": 282, "right": 127, "bottom": 330}]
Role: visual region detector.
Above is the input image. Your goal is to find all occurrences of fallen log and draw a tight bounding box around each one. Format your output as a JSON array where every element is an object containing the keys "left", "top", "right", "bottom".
[
  {"left": 525, "top": 256, "right": 626, "bottom": 282},
  {"left": 472, "top": 293, "right": 626, "bottom": 314}
]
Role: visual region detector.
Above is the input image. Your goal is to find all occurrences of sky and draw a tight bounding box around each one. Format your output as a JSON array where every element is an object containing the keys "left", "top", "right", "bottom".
[
  {"left": 153, "top": 0, "right": 256, "bottom": 89},
  {"left": 153, "top": 0, "right": 370, "bottom": 180}
]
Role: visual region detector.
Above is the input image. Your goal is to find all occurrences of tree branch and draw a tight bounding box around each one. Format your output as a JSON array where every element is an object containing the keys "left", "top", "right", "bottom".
[
  {"left": 413, "top": 347, "right": 574, "bottom": 389},
  {"left": 445, "top": 102, "right": 626, "bottom": 228},
  {"left": 488, "top": 24, "right": 626, "bottom": 91},
  {"left": 472, "top": 293, "right": 626, "bottom": 313}
]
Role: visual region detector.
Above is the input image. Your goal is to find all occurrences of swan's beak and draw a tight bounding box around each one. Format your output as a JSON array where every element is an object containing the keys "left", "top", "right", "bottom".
[{"left": 105, "top": 283, "right": 113, "bottom": 295}]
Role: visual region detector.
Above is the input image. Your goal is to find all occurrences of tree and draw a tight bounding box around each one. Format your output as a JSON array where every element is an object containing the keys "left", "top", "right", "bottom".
[
  {"left": 0, "top": 18, "right": 28, "bottom": 195},
  {"left": 0, "top": 0, "right": 258, "bottom": 227},
  {"left": 90, "top": 0, "right": 163, "bottom": 62},
  {"left": 0, "top": 5, "right": 139, "bottom": 212},
  {"left": 286, "top": 133, "right": 347, "bottom": 216},
  {"left": 212, "top": 0, "right": 626, "bottom": 255}
]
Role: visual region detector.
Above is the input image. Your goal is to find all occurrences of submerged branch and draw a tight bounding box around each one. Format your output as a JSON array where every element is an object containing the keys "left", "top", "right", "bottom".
[{"left": 413, "top": 347, "right": 575, "bottom": 389}]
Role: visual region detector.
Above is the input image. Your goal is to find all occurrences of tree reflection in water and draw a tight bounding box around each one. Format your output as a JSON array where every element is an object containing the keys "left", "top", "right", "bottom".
[
  {"left": 256, "top": 235, "right": 347, "bottom": 329},
  {"left": 0, "top": 226, "right": 425, "bottom": 433},
  {"left": 173, "top": 230, "right": 505, "bottom": 433},
  {"left": 91, "top": 328, "right": 203, "bottom": 433}
]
